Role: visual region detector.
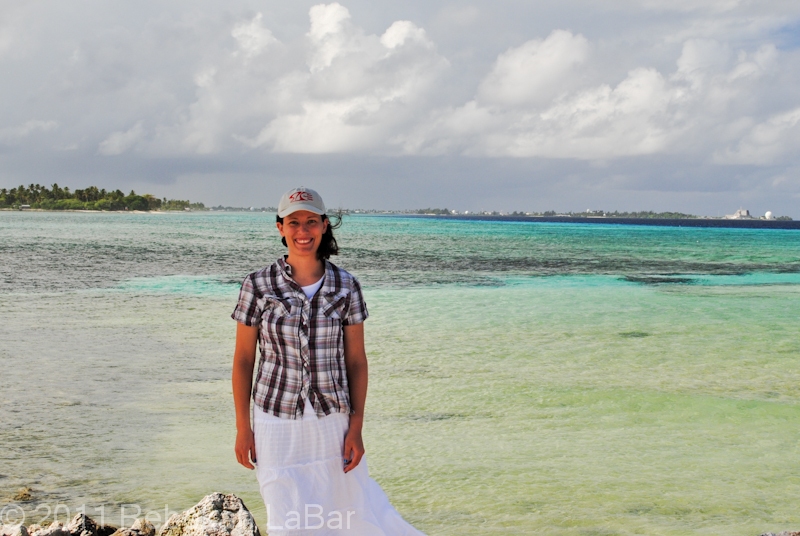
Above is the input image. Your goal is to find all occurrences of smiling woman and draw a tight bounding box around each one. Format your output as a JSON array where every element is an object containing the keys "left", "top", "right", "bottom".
[
  {"left": 276, "top": 210, "right": 340, "bottom": 267},
  {"left": 231, "top": 187, "right": 425, "bottom": 534}
]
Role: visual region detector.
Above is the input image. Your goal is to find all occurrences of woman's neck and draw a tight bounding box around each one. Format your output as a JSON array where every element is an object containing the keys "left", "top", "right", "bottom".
[{"left": 285, "top": 254, "right": 325, "bottom": 286}]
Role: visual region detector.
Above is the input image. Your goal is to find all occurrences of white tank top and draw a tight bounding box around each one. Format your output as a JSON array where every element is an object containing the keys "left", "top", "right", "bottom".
[{"left": 301, "top": 275, "right": 324, "bottom": 300}]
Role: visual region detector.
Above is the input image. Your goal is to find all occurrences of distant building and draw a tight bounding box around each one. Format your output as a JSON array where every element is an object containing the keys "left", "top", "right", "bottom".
[
  {"left": 19, "top": 204, "right": 31, "bottom": 210},
  {"left": 765, "top": 211, "right": 774, "bottom": 220},
  {"left": 725, "top": 208, "right": 753, "bottom": 219}
]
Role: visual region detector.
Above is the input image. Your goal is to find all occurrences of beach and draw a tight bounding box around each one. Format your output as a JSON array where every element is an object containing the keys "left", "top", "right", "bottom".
[{"left": 2, "top": 211, "right": 800, "bottom": 535}]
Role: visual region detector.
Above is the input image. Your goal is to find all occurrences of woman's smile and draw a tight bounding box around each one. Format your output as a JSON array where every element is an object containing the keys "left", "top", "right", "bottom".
[{"left": 277, "top": 210, "right": 328, "bottom": 257}]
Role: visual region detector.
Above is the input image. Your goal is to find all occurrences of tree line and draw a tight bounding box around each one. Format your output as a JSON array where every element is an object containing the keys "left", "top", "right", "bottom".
[{"left": 0, "top": 184, "right": 205, "bottom": 211}]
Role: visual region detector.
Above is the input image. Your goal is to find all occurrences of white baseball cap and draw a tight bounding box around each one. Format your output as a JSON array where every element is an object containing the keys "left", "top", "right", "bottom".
[{"left": 277, "top": 187, "right": 326, "bottom": 218}]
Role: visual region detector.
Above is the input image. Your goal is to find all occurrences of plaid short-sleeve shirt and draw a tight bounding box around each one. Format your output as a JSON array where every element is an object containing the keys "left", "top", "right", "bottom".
[{"left": 232, "top": 257, "right": 369, "bottom": 419}]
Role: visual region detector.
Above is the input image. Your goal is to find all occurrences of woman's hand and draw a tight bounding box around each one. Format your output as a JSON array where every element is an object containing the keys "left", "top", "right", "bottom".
[
  {"left": 235, "top": 427, "right": 257, "bottom": 469},
  {"left": 343, "top": 323, "right": 368, "bottom": 474},
  {"left": 343, "top": 422, "right": 365, "bottom": 473},
  {"left": 232, "top": 322, "right": 259, "bottom": 469}
]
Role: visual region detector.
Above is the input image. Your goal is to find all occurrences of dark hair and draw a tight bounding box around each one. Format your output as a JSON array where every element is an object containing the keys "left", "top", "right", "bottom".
[{"left": 276, "top": 213, "right": 341, "bottom": 260}]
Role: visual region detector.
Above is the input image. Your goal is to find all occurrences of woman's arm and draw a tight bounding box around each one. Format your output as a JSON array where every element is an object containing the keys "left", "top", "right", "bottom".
[
  {"left": 343, "top": 322, "right": 368, "bottom": 473},
  {"left": 232, "top": 322, "right": 259, "bottom": 469}
]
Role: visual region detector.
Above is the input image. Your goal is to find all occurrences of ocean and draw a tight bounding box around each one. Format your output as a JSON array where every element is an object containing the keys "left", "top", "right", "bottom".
[{"left": 1, "top": 211, "right": 800, "bottom": 535}]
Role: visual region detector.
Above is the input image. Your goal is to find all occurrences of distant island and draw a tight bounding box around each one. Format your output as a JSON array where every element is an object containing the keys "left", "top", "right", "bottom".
[
  {"left": 0, "top": 184, "right": 205, "bottom": 211},
  {"left": 405, "top": 208, "right": 705, "bottom": 218},
  {"left": 0, "top": 183, "right": 793, "bottom": 221},
  {"left": 346, "top": 207, "right": 793, "bottom": 221}
]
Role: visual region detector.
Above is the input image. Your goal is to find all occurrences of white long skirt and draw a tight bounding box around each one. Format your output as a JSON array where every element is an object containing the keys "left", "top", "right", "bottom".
[{"left": 253, "top": 399, "right": 425, "bottom": 535}]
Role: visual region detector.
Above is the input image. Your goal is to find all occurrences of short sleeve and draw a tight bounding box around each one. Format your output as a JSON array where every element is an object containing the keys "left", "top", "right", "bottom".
[
  {"left": 342, "top": 275, "right": 369, "bottom": 326},
  {"left": 231, "top": 274, "right": 262, "bottom": 326}
]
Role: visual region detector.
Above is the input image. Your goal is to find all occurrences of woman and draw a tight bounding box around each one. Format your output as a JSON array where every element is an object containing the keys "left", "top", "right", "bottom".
[{"left": 231, "top": 187, "right": 424, "bottom": 535}]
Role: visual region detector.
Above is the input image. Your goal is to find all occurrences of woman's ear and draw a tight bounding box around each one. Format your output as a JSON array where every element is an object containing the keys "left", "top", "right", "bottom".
[{"left": 276, "top": 221, "right": 284, "bottom": 236}]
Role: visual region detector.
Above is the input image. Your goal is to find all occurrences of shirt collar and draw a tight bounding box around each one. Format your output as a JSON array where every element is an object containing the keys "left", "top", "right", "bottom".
[
  {"left": 277, "top": 256, "right": 292, "bottom": 277},
  {"left": 320, "top": 260, "right": 338, "bottom": 297},
  {"left": 277, "top": 256, "right": 336, "bottom": 295}
]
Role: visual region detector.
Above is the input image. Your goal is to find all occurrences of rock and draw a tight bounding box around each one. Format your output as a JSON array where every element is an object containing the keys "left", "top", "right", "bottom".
[
  {"left": 129, "top": 521, "right": 153, "bottom": 536},
  {"left": 28, "top": 522, "right": 69, "bottom": 536},
  {"left": 158, "top": 493, "right": 260, "bottom": 536},
  {"left": 12, "top": 488, "right": 33, "bottom": 502},
  {"left": 110, "top": 519, "right": 154, "bottom": 536},
  {"left": 760, "top": 532, "right": 800, "bottom": 536},
  {"left": 66, "top": 514, "right": 97, "bottom": 536},
  {"left": 0, "top": 524, "right": 29, "bottom": 536}
]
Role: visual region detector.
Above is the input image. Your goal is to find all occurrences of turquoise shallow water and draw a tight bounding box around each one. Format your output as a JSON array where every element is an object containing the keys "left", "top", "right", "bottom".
[{"left": 1, "top": 212, "right": 800, "bottom": 535}]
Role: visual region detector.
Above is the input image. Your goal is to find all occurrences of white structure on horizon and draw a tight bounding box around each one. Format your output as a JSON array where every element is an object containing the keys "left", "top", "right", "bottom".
[
  {"left": 725, "top": 208, "right": 753, "bottom": 219},
  {"left": 765, "top": 211, "right": 774, "bottom": 220}
]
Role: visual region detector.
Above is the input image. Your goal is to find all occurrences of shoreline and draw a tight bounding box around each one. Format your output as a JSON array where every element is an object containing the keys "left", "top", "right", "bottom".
[
  {"left": 0, "top": 208, "right": 190, "bottom": 214},
  {"left": 0, "top": 494, "right": 260, "bottom": 536},
  {"left": 396, "top": 213, "right": 800, "bottom": 229},
  {"left": 3, "top": 208, "right": 798, "bottom": 228}
]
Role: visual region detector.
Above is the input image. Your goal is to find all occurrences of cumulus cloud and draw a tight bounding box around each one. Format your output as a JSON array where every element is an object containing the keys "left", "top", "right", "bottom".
[
  {"left": 727, "top": 44, "right": 778, "bottom": 81},
  {"left": 6, "top": 1, "right": 793, "bottom": 164},
  {"left": 2, "top": 0, "right": 800, "bottom": 212},
  {"left": 478, "top": 30, "right": 589, "bottom": 107},
  {"left": 716, "top": 107, "right": 800, "bottom": 164},
  {"left": 237, "top": 3, "right": 448, "bottom": 153},
  {"left": 0, "top": 120, "right": 58, "bottom": 141},
  {"left": 508, "top": 67, "right": 674, "bottom": 159},
  {"left": 231, "top": 13, "right": 278, "bottom": 60},
  {"left": 130, "top": 3, "right": 448, "bottom": 155},
  {"left": 674, "top": 39, "right": 732, "bottom": 87},
  {"left": 396, "top": 25, "right": 796, "bottom": 161},
  {"left": 98, "top": 122, "right": 145, "bottom": 155}
]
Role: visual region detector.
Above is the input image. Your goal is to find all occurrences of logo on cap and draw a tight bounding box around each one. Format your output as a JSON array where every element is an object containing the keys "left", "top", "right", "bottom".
[{"left": 289, "top": 191, "right": 313, "bottom": 203}]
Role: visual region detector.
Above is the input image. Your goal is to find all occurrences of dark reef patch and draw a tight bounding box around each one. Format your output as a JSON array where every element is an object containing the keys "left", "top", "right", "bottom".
[
  {"left": 619, "top": 331, "right": 651, "bottom": 338},
  {"left": 622, "top": 275, "right": 696, "bottom": 285}
]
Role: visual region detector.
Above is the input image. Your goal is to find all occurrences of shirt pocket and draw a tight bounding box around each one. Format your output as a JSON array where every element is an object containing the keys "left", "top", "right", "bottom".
[
  {"left": 320, "top": 291, "right": 348, "bottom": 320},
  {"left": 258, "top": 296, "right": 296, "bottom": 319}
]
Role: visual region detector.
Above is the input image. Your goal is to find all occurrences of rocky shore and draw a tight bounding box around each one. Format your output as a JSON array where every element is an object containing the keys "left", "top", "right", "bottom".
[
  {"left": 0, "top": 494, "right": 259, "bottom": 536},
  {"left": 3, "top": 494, "right": 797, "bottom": 536}
]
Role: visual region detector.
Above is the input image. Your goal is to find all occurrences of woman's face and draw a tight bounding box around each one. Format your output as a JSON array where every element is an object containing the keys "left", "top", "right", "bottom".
[{"left": 277, "top": 210, "right": 329, "bottom": 258}]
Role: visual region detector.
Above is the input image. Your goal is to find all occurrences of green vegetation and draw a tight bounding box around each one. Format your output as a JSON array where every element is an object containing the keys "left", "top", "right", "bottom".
[
  {"left": 414, "top": 207, "right": 452, "bottom": 215},
  {"left": 0, "top": 184, "right": 205, "bottom": 211},
  {"left": 572, "top": 210, "right": 698, "bottom": 219}
]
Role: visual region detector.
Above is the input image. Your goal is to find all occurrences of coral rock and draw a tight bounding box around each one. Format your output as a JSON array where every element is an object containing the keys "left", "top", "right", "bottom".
[
  {"left": 12, "top": 488, "right": 33, "bottom": 502},
  {"left": 157, "top": 493, "right": 260, "bottom": 536},
  {"left": 28, "top": 522, "right": 69, "bottom": 536},
  {"left": 110, "top": 519, "right": 154, "bottom": 536},
  {"left": 66, "top": 514, "right": 97, "bottom": 536},
  {"left": 0, "top": 524, "right": 29, "bottom": 536}
]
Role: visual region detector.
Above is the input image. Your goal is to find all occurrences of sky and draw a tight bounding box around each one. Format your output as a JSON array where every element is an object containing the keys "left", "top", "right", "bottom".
[{"left": 1, "top": 0, "right": 799, "bottom": 215}]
